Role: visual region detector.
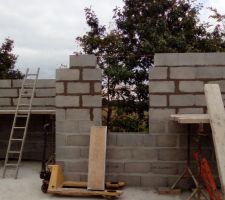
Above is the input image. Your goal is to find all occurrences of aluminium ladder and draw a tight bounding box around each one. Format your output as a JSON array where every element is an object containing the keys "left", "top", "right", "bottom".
[{"left": 2, "top": 68, "right": 40, "bottom": 178}]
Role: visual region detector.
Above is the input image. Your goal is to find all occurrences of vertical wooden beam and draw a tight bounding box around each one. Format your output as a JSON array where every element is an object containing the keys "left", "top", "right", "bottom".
[
  {"left": 204, "top": 84, "right": 225, "bottom": 196},
  {"left": 87, "top": 126, "right": 107, "bottom": 190}
]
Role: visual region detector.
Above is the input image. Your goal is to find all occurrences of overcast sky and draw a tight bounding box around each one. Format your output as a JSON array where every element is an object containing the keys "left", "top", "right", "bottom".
[{"left": 0, "top": 0, "right": 224, "bottom": 78}]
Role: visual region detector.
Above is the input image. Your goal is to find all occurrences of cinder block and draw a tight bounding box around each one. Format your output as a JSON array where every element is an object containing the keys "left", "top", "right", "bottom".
[
  {"left": 107, "top": 134, "right": 117, "bottom": 146},
  {"left": 67, "top": 160, "right": 88, "bottom": 172},
  {"left": 56, "top": 69, "right": 80, "bottom": 80},
  {"left": 178, "top": 108, "right": 204, "bottom": 114},
  {"left": 56, "top": 109, "right": 65, "bottom": 120},
  {"left": 207, "top": 80, "right": 225, "bottom": 92},
  {"left": 67, "top": 83, "right": 90, "bottom": 94},
  {"left": 93, "top": 108, "right": 102, "bottom": 122},
  {"left": 55, "top": 134, "right": 67, "bottom": 146},
  {"left": 56, "top": 147, "right": 80, "bottom": 159},
  {"left": 141, "top": 175, "right": 168, "bottom": 187},
  {"left": 149, "top": 81, "right": 175, "bottom": 93},
  {"left": 32, "top": 98, "right": 55, "bottom": 106},
  {"left": 158, "top": 149, "right": 186, "bottom": 161},
  {"left": 124, "top": 162, "right": 150, "bottom": 173},
  {"left": 107, "top": 148, "right": 132, "bottom": 160},
  {"left": 195, "top": 95, "right": 206, "bottom": 106},
  {"left": 132, "top": 148, "right": 158, "bottom": 160},
  {"left": 56, "top": 120, "right": 78, "bottom": 133},
  {"left": 150, "top": 95, "right": 167, "bottom": 107},
  {"left": 0, "top": 80, "right": 11, "bottom": 88},
  {"left": 149, "top": 120, "right": 166, "bottom": 133},
  {"left": 35, "top": 88, "right": 55, "bottom": 97},
  {"left": 117, "top": 134, "right": 143, "bottom": 146},
  {"left": 64, "top": 173, "right": 81, "bottom": 182},
  {"left": 94, "top": 82, "right": 102, "bottom": 93},
  {"left": 56, "top": 82, "right": 64, "bottom": 94},
  {"left": 196, "top": 67, "right": 224, "bottom": 79},
  {"left": 156, "top": 135, "right": 178, "bottom": 147},
  {"left": 56, "top": 96, "right": 79, "bottom": 107},
  {"left": 170, "top": 67, "right": 196, "bottom": 79},
  {"left": 36, "top": 80, "right": 55, "bottom": 88},
  {"left": 149, "top": 67, "right": 168, "bottom": 80},
  {"left": 66, "top": 134, "right": 90, "bottom": 146},
  {"left": 204, "top": 53, "right": 225, "bottom": 65},
  {"left": 80, "top": 147, "right": 89, "bottom": 158},
  {"left": 142, "top": 135, "right": 156, "bottom": 146},
  {"left": 117, "top": 175, "right": 141, "bottom": 186},
  {"left": 78, "top": 120, "right": 101, "bottom": 132},
  {"left": 82, "top": 95, "right": 102, "bottom": 107},
  {"left": 154, "top": 53, "right": 179, "bottom": 66},
  {"left": 0, "top": 89, "right": 17, "bottom": 97},
  {"left": 151, "top": 163, "right": 178, "bottom": 174},
  {"left": 167, "top": 121, "right": 187, "bottom": 133},
  {"left": 169, "top": 95, "right": 195, "bottom": 106},
  {"left": 0, "top": 98, "right": 11, "bottom": 106},
  {"left": 70, "top": 54, "right": 97, "bottom": 68},
  {"left": 66, "top": 109, "right": 90, "bottom": 120},
  {"left": 179, "top": 81, "right": 203, "bottom": 92},
  {"left": 106, "top": 161, "right": 124, "bottom": 173},
  {"left": 83, "top": 68, "right": 102, "bottom": 80},
  {"left": 149, "top": 108, "right": 175, "bottom": 120}
]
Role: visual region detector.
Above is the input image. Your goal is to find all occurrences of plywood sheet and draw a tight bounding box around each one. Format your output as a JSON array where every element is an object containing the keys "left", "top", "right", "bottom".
[
  {"left": 204, "top": 84, "right": 225, "bottom": 195},
  {"left": 87, "top": 126, "right": 107, "bottom": 191}
]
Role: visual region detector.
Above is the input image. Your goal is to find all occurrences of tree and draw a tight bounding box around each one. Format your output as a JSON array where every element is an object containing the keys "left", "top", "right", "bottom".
[
  {"left": 77, "top": 0, "right": 225, "bottom": 131},
  {"left": 0, "top": 38, "right": 23, "bottom": 79}
]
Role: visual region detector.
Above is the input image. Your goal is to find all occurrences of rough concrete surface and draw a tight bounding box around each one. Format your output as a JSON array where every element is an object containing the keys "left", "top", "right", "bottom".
[{"left": 0, "top": 161, "right": 192, "bottom": 200}]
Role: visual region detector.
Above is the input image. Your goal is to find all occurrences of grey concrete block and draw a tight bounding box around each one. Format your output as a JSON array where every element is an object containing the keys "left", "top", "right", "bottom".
[
  {"left": 124, "top": 162, "right": 150, "bottom": 173},
  {"left": 158, "top": 149, "right": 186, "bottom": 161},
  {"left": 132, "top": 148, "right": 158, "bottom": 160},
  {"left": 154, "top": 53, "right": 179, "bottom": 66},
  {"left": 149, "top": 81, "right": 175, "bottom": 93},
  {"left": 66, "top": 134, "right": 90, "bottom": 146},
  {"left": 149, "top": 67, "right": 167, "bottom": 80},
  {"left": 78, "top": 120, "right": 100, "bottom": 132},
  {"left": 82, "top": 95, "right": 102, "bottom": 107},
  {"left": 169, "top": 95, "right": 195, "bottom": 106},
  {"left": 83, "top": 68, "right": 102, "bottom": 80},
  {"left": 35, "top": 88, "right": 55, "bottom": 97},
  {"left": 167, "top": 121, "right": 187, "bottom": 133},
  {"left": 64, "top": 173, "right": 81, "bottom": 181},
  {"left": 149, "top": 108, "right": 175, "bottom": 120},
  {"left": 151, "top": 163, "right": 178, "bottom": 175},
  {"left": 204, "top": 53, "right": 225, "bottom": 65},
  {"left": 56, "top": 69, "right": 80, "bottom": 80},
  {"left": 36, "top": 79, "right": 55, "bottom": 88},
  {"left": 170, "top": 67, "right": 196, "bottom": 79},
  {"left": 142, "top": 135, "right": 156, "bottom": 146},
  {"left": 196, "top": 67, "right": 224, "bottom": 79},
  {"left": 117, "top": 134, "right": 143, "bottom": 146},
  {"left": 117, "top": 175, "right": 141, "bottom": 186},
  {"left": 141, "top": 175, "right": 168, "bottom": 187},
  {"left": 150, "top": 95, "right": 167, "bottom": 107},
  {"left": 179, "top": 81, "right": 204, "bottom": 92},
  {"left": 67, "top": 83, "right": 90, "bottom": 94},
  {"left": 156, "top": 135, "right": 178, "bottom": 147},
  {"left": 56, "top": 96, "right": 79, "bottom": 107},
  {"left": 56, "top": 82, "right": 64, "bottom": 94},
  {"left": 66, "top": 109, "right": 90, "bottom": 120},
  {"left": 32, "top": 98, "right": 55, "bottom": 106},
  {"left": 56, "top": 120, "right": 78, "bottom": 133},
  {"left": 55, "top": 134, "right": 67, "bottom": 146},
  {"left": 94, "top": 82, "right": 102, "bottom": 93},
  {"left": 80, "top": 147, "right": 89, "bottom": 158},
  {"left": 56, "top": 109, "right": 66, "bottom": 120},
  {"left": 107, "top": 134, "right": 117, "bottom": 146},
  {"left": 178, "top": 108, "right": 204, "bottom": 114},
  {"left": 177, "top": 53, "right": 205, "bottom": 66},
  {"left": 149, "top": 120, "right": 166, "bottom": 133},
  {"left": 107, "top": 148, "right": 132, "bottom": 160},
  {"left": 0, "top": 80, "right": 11, "bottom": 88},
  {"left": 93, "top": 108, "right": 102, "bottom": 122},
  {"left": 0, "top": 98, "right": 11, "bottom": 106},
  {"left": 0, "top": 89, "right": 17, "bottom": 97},
  {"left": 106, "top": 161, "right": 124, "bottom": 173},
  {"left": 56, "top": 147, "right": 80, "bottom": 159},
  {"left": 67, "top": 160, "right": 88, "bottom": 172},
  {"left": 207, "top": 80, "right": 225, "bottom": 92},
  {"left": 195, "top": 95, "right": 206, "bottom": 106},
  {"left": 70, "top": 54, "right": 97, "bottom": 67}
]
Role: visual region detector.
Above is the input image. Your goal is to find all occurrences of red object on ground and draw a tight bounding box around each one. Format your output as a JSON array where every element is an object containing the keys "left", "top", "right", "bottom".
[{"left": 193, "top": 152, "right": 222, "bottom": 200}]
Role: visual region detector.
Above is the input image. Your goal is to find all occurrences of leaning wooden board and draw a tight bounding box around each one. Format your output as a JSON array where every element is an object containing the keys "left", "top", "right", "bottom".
[
  {"left": 204, "top": 84, "right": 225, "bottom": 195},
  {"left": 87, "top": 126, "right": 107, "bottom": 190}
]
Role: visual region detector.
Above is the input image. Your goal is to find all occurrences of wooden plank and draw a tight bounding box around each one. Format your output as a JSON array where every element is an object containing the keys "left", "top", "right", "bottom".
[
  {"left": 87, "top": 126, "right": 107, "bottom": 191},
  {"left": 204, "top": 84, "right": 225, "bottom": 196},
  {"left": 170, "top": 114, "right": 209, "bottom": 124},
  {"left": 0, "top": 110, "right": 55, "bottom": 115}
]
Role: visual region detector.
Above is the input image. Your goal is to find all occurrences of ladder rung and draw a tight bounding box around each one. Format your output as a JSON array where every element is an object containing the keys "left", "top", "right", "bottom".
[
  {"left": 5, "top": 163, "right": 18, "bottom": 167},
  {"left": 17, "top": 114, "right": 28, "bottom": 118},
  {"left": 13, "top": 126, "right": 26, "bottom": 129},
  {"left": 8, "top": 151, "right": 20, "bottom": 154},
  {"left": 18, "top": 104, "right": 30, "bottom": 106},
  {"left": 21, "top": 94, "right": 32, "bottom": 97},
  {"left": 27, "top": 73, "right": 37, "bottom": 76},
  {"left": 11, "top": 139, "right": 23, "bottom": 141}
]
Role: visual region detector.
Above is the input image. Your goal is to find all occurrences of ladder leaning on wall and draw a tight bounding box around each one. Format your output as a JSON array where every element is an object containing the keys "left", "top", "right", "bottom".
[{"left": 2, "top": 68, "right": 40, "bottom": 179}]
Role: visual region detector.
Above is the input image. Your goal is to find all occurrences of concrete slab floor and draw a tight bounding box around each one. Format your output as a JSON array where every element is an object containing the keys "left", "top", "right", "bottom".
[{"left": 0, "top": 161, "right": 192, "bottom": 200}]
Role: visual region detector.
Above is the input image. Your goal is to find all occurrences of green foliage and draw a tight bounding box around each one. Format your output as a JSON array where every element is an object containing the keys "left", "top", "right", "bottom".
[
  {"left": 77, "top": 0, "right": 225, "bottom": 132},
  {"left": 0, "top": 38, "right": 23, "bottom": 79}
]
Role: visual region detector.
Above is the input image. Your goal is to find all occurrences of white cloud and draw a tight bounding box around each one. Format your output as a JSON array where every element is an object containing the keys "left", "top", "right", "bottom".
[{"left": 0, "top": 0, "right": 124, "bottom": 78}]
